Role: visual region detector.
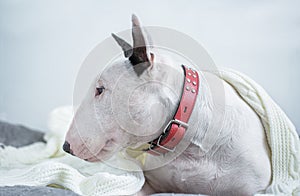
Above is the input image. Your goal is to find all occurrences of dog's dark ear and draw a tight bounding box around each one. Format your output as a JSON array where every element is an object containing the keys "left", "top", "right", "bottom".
[
  {"left": 129, "top": 14, "right": 151, "bottom": 76},
  {"left": 112, "top": 14, "right": 151, "bottom": 76},
  {"left": 111, "top": 33, "right": 133, "bottom": 58}
]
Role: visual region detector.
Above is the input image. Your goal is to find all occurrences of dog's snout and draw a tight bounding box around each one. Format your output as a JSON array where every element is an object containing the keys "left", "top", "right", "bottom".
[{"left": 63, "top": 141, "right": 73, "bottom": 155}]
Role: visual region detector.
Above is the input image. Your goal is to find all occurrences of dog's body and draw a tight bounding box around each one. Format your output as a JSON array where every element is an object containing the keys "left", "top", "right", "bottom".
[
  {"left": 64, "top": 15, "right": 271, "bottom": 195},
  {"left": 141, "top": 70, "right": 271, "bottom": 196}
]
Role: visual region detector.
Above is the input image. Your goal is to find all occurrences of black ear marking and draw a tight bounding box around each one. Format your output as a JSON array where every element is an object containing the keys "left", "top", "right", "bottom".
[
  {"left": 111, "top": 14, "right": 151, "bottom": 76},
  {"left": 131, "top": 61, "right": 151, "bottom": 76}
]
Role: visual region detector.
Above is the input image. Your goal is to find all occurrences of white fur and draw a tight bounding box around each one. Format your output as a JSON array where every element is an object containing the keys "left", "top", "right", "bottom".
[{"left": 65, "top": 52, "right": 271, "bottom": 195}]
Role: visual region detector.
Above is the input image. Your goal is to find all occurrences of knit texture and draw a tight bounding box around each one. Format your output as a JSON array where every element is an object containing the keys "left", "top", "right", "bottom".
[
  {"left": 0, "top": 106, "right": 145, "bottom": 196},
  {"left": 213, "top": 68, "right": 300, "bottom": 195}
]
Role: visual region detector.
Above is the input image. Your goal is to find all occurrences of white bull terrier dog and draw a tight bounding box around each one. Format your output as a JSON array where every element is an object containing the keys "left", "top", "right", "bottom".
[{"left": 64, "top": 15, "right": 271, "bottom": 196}]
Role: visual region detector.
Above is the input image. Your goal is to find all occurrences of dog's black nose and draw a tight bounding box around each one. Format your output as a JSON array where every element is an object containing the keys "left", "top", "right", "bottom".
[{"left": 63, "top": 141, "right": 73, "bottom": 155}]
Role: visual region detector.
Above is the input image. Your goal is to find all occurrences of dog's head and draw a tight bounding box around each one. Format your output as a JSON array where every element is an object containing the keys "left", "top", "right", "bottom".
[{"left": 63, "top": 15, "right": 183, "bottom": 162}]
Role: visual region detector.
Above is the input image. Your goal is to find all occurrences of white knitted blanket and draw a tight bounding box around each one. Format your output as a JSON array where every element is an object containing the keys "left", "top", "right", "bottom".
[
  {"left": 0, "top": 107, "right": 145, "bottom": 196},
  {"left": 214, "top": 68, "right": 300, "bottom": 195},
  {"left": 0, "top": 68, "right": 299, "bottom": 195}
]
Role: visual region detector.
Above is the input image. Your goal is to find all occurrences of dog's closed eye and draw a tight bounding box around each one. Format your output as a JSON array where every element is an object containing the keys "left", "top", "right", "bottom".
[{"left": 95, "top": 86, "right": 105, "bottom": 97}]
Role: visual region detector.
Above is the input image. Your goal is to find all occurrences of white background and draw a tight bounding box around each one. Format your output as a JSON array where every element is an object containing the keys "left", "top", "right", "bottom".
[{"left": 0, "top": 0, "right": 299, "bottom": 133}]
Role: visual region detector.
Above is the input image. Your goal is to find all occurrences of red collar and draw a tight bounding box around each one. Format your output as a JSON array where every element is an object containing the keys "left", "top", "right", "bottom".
[{"left": 146, "top": 65, "right": 199, "bottom": 156}]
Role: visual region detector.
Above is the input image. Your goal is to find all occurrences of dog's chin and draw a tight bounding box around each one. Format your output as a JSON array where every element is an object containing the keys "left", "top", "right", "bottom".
[
  {"left": 71, "top": 138, "right": 119, "bottom": 162},
  {"left": 82, "top": 148, "right": 116, "bottom": 163}
]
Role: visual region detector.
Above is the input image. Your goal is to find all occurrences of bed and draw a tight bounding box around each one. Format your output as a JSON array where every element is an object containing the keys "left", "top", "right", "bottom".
[{"left": 0, "top": 121, "right": 198, "bottom": 196}]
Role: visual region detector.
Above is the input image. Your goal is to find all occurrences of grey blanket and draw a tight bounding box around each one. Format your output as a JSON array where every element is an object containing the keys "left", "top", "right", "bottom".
[{"left": 0, "top": 121, "right": 79, "bottom": 196}]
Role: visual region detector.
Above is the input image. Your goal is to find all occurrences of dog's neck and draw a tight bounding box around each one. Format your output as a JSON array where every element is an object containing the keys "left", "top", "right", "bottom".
[
  {"left": 126, "top": 54, "right": 221, "bottom": 157},
  {"left": 144, "top": 54, "right": 218, "bottom": 156}
]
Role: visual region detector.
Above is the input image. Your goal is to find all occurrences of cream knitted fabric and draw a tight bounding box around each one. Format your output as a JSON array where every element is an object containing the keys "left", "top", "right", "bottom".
[
  {"left": 0, "top": 106, "right": 145, "bottom": 196},
  {"left": 213, "top": 68, "right": 300, "bottom": 195}
]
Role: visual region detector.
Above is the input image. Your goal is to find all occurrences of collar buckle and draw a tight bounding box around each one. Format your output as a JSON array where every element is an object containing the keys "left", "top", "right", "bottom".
[
  {"left": 167, "top": 119, "right": 189, "bottom": 130},
  {"left": 148, "top": 119, "right": 189, "bottom": 155}
]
